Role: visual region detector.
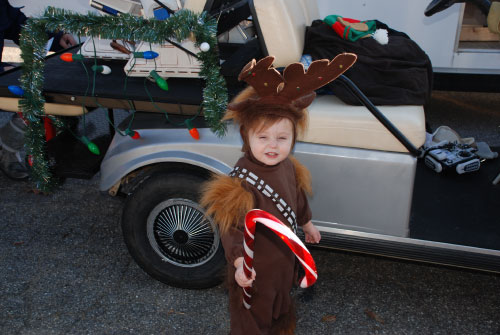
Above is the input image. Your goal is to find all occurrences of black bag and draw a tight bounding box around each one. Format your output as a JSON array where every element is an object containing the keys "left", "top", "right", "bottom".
[{"left": 304, "top": 20, "right": 433, "bottom": 106}]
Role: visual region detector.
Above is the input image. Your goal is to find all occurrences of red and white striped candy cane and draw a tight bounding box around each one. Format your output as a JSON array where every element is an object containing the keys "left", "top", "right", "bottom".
[{"left": 242, "top": 209, "right": 318, "bottom": 309}]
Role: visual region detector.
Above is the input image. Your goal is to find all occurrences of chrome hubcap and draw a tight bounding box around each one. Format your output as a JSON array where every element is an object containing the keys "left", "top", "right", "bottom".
[{"left": 147, "top": 198, "right": 219, "bottom": 267}]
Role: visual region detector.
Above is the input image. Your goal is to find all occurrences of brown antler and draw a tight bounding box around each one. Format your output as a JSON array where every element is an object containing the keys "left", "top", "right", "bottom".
[
  {"left": 238, "top": 56, "right": 284, "bottom": 97},
  {"left": 279, "top": 53, "right": 357, "bottom": 101},
  {"left": 236, "top": 54, "right": 357, "bottom": 109}
]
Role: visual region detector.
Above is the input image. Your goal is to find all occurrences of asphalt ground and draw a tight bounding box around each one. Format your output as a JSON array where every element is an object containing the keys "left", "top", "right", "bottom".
[{"left": 1, "top": 173, "right": 500, "bottom": 335}]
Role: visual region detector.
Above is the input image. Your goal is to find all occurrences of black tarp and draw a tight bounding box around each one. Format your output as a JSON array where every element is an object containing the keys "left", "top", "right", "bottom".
[{"left": 304, "top": 20, "right": 433, "bottom": 106}]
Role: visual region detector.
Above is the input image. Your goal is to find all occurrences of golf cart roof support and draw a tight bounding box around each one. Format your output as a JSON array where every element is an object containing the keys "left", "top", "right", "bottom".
[{"left": 337, "top": 74, "right": 422, "bottom": 157}]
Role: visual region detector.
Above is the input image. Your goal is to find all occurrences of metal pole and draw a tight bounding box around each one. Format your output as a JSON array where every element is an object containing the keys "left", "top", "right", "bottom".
[{"left": 337, "top": 75, "right": 421, "bottom": 157}]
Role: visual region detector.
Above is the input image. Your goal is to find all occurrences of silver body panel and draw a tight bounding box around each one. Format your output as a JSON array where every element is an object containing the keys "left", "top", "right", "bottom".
[
  {"left": 294, "top": 142, "right": 416, "bottom": 237},
  {"left": 100, "top": 123, "right": 416, "bottom": 238}
]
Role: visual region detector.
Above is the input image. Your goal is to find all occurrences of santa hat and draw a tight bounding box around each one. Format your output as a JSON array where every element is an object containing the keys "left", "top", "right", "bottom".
[{"left": 324, "top": 15, "right": 389, "bottom": 45}]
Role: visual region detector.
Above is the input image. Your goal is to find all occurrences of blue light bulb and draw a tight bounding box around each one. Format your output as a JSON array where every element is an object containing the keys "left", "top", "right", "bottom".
[
  {"left": 133, "top": 51, "right": 159, "bottom": 59},
  {"left": 8, "top": 85, "right": 24, "bottom": 96}
]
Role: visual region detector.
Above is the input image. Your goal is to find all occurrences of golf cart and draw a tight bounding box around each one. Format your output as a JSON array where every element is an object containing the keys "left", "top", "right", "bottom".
[{"left": 95, "top": 0, "right": 500, "bottom": 288}]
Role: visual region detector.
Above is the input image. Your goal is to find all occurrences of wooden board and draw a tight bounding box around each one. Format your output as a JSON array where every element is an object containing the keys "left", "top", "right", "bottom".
[{"left": 459, "top": 24, "right": 500, "bottom": 42}]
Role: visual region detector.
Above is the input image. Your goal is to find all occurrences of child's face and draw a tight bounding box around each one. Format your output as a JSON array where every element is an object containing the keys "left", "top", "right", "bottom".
[{"left": 248, "top": 118, "right": 294, "bottom": 166}]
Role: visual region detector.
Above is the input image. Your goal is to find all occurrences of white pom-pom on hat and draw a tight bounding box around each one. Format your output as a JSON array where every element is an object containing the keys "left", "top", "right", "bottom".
[{"left": 372, "top": 29, "right": 389, "bottom": 45}]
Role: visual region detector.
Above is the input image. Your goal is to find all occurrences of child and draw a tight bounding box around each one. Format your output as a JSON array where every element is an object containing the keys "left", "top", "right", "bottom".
[{"left": 201, "top": 54, "right": 356, "bottom": 334}]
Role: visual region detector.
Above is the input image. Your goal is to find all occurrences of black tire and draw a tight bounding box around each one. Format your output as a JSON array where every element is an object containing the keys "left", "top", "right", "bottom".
[{"left": 121, "top": 171, "right": 226, "bottom": 289}]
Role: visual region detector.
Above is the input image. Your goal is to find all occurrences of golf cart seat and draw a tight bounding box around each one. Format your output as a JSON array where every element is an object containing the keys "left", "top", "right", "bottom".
[{"left": 251, "top": 0, "right": 426, "bottom": 153}]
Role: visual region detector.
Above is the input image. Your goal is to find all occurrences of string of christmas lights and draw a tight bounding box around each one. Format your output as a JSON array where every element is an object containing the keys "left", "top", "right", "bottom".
[{"left": 18, "top": 7, "right": 228, "bottom": 192}]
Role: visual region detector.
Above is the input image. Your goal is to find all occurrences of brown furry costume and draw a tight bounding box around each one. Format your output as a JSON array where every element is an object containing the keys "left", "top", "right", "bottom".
[
  {"left": 201, "top": 54, "right": 356, "bottom": 334},
  {"left": 201, "top": 156, "right": 311, "bottom": 236},
  {"left": 201, "top": 154, "right": 312, "bottom": 335}
]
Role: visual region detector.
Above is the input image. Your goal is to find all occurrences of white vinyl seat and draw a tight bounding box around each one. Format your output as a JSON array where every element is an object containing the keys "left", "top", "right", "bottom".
[{"left": 302, "top": 95, "right": 426, "bottom": 152}]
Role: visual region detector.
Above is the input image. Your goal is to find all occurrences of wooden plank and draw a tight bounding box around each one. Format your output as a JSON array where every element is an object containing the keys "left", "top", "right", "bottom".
[
  {"left": 459, "top": 24, "right": 500, "bottom": 41},
  {"left": 44, "top": 93, "right": 201, "bottom": 115},
  {"left": 0, "top": 97, "right": 88, "bottom": 116}
]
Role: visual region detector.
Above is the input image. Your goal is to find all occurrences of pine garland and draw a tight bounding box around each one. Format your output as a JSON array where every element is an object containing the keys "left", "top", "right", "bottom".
[{"left": 19, "top": 7, "right": 228, "bottom": 193}]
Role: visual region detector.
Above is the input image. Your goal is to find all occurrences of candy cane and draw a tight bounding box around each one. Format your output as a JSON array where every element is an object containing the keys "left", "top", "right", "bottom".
[{"left": 242, "top": 209, "right": 318, "bottom": 309}]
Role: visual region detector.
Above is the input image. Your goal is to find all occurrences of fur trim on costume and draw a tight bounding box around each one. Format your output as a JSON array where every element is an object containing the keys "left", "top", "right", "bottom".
[
  {"left": 224, "top": 86, "right": 309, "bottom": 138},
  {"left": 200, "top": 174, "right": 254, "bottom": 235},
  {"left": 289, "top": 156, "right": 312, "bottom": 196},
  {"left": 222, "top": 86, "right": 256, "bottom": 123}
]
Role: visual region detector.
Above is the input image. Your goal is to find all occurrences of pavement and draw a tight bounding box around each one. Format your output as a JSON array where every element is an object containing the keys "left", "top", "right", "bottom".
[
  {"left": 1, "top": 172, "right": 500, "bottom": 334},
  {"left": 426, "top": 90, "right": 500, "bottom": 147}
]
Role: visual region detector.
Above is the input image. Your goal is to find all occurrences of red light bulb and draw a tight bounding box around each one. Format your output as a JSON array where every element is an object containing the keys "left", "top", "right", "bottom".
[
  {"left": 185, "top": 119, "right": 200, "bottom": 140},
  {"left": 125, "top": 128, "right": 141, "bottom": 139},
  {"left": 189, "top": 127, "right": 200, "bottom": 140},
  {"left": 60, "top": 53, "right": 84, "bottom": 62},
  {"left": 131, "top": 131, "right": 140, "bottom": 139}
]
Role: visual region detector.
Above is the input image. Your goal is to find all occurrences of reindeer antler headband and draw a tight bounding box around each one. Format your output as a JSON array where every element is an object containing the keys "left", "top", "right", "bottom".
[{"left": 227, "top": 53, "right": 357, "bottom": 114}]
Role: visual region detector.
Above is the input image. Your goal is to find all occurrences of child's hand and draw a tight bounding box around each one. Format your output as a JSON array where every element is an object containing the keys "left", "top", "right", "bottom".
[
  {"left": 302, "top": 221, "right": 321, "bottom": 244},
  {"left": 234, "top": 257, "right": 255, "bottom": 288}
]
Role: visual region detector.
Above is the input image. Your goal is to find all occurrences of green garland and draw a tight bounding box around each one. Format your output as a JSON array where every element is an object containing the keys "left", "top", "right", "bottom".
[{"left": 19, "top": 7, "right": 228, "bottom": 193}]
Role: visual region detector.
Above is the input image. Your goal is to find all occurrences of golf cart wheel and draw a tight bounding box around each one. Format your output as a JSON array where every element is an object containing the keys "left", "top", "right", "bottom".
[{"left": 121, "top": 171, "right": 225, "bottom": 289}]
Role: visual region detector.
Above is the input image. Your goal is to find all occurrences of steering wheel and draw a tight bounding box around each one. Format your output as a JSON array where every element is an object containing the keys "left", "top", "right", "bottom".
[
  {"left": 425, "top": 0, "right": 465, "bottom": 16},
  {"left": 425, "top": 0, "right": 491, "bottom": 16}
]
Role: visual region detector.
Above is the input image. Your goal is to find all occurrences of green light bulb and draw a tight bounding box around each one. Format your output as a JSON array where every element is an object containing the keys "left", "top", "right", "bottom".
[
  {"left": 80, "top": 136, "right": 100, "bottom": 155},
  {"left": 87, "top": 142, "right": 100, "bottom": 155},
  {"left": 150, "top": 70, "right": 169, "bottom": 91}
]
